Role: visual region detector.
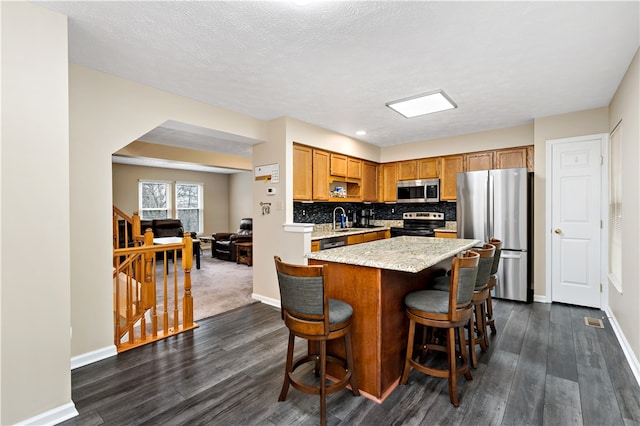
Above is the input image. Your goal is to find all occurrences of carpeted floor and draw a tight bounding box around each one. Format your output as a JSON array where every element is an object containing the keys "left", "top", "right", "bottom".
[{"left": 154, "top": 253, "right": 254, "bottom": 322}]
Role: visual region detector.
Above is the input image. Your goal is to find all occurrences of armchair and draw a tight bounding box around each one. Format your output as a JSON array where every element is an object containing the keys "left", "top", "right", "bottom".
[{"left": 212, "top": 218, "right": 253, "bottom": 262}]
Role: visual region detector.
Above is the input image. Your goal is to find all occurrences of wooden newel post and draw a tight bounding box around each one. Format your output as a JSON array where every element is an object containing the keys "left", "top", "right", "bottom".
[
  {"left": 182, "top": 232, "right": 194, "bottom": 328},
  {"left": 143, "top": 228, "right": 158, "bottom": 336},
  {"left": 132, "top": 211, "right": 141, "bottom": 240}
]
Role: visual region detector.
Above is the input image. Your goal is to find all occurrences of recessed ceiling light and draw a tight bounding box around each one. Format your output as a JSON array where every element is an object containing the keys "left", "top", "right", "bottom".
[
  {"left": 356, "top": 130, "right": 366, "bottom": 136},
  {"left": 386, "top": 90, "right": 457, "bottom": 118}
]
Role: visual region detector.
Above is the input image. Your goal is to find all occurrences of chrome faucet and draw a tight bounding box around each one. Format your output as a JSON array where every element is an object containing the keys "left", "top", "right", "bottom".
[{"left": 332, "top": 206, "right": 346, "bottom": 230}]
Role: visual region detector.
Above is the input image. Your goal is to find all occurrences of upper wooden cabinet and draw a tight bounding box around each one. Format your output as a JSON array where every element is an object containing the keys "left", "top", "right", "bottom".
[
  {"left": 293, "top": 144, "right": 312, "bottom": 201},
  {"left": 312, "top": 149, "right": 330, "bottom": 200},
  {"left": 418, "top": 158, "right": 439, "bottom": 179},
  {"left": 380, "top": 162, "right": 398, "bottom": 202},
  {"left": 347, "top": 157, "right": 362, "bottom": 179},
  {"left": 496, "top": 146, "right": 533, "bottom": 171},
  {"left": 440, "top": 155, "right": 464, "bottom": 201},
  {"left": 362, "top": 161, "right": 378, "bottom": 202},
  {"left": 293, "top": 143, "right": 533, "bottom": 203},
  {"left": 464, "top": 151, "right": 494, "bottom": 172},
  {"left": 398, "top": 160, "right": 418, "bottom": 180},
  {"left": 330, "top": 153, "right": 348, "bottom": 177}
]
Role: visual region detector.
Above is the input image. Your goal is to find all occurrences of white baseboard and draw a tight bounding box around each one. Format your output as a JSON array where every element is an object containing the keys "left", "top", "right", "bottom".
[
  {"left": 534, "top": 294, "right": 549, "bottom": 303},
  {"left": 252, "top": 293, "right": 279, "bottom": 308},
  {"left": 604, "top": 307, "right": 640, "bottom": 387},
  {"left": 71, "top": 345, "right": 117, "bottom": 370},
  {"left": 16, "top": 401, "right": 78, "bottom": 425}
]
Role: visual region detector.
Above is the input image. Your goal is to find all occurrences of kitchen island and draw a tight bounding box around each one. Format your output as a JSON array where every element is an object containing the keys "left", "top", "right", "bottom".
[{"left": 306, "top": 236, "right": 479, "bottom": 402}]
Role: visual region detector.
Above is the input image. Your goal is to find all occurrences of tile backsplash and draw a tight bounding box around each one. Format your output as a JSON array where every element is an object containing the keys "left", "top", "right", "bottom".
[{"left": 294, "top": 201, "right": 457, "bottom": 224}]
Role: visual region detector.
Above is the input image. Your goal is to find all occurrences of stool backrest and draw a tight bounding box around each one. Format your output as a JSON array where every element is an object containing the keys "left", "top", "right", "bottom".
[
  {"left": 473, "top": 243, "right": 496, "bottom": 290},
  {"left": 488, "top": 238, "right": 503, "bottom": 276},
  {"left": 450, "top": 250, "right": 479, "bottom": 319},
  {"left": 274, "top": 256, "right": 329, "bottom": 336}
]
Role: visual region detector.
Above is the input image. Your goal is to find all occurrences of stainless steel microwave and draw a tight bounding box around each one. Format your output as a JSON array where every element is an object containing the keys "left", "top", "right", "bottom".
[{"left": 396, "top": 179, "right": 440, "bottom": 203}]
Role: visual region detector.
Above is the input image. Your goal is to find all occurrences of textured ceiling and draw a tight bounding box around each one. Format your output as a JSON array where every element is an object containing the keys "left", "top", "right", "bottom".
[{"left": 38, "top": 1, "right": 639, "bottom": 167}]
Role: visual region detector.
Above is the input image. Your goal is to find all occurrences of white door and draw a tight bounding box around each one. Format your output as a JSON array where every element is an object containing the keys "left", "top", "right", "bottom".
[{"left": 549, "top": 136, "right": 602, "bottom": 308}]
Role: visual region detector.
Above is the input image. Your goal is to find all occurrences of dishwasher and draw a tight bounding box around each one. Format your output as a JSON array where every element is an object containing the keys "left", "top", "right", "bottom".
[{"left": 320, "top": 235, "right": 348, "bottom": 250}]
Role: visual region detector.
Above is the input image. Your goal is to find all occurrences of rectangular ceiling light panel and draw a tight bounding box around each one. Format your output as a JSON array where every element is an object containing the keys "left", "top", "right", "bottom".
[{"left": 386, "top": 90, "right": 457, "bottom": 118}]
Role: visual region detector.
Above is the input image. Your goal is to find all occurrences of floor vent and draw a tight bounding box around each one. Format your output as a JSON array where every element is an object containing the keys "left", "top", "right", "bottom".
[{"left": 584, "top": 317, "right": 604, "bottom": 328}]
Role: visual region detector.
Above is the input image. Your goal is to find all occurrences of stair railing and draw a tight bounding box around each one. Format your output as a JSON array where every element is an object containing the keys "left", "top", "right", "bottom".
[{"left": 113, "top": 225, "right": 197, "bottom": 352}]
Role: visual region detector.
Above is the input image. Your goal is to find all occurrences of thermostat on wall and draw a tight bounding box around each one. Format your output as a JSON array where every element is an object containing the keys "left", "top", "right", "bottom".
[{"left": 266, "top": 187, "right": 276, "bottom": 195}]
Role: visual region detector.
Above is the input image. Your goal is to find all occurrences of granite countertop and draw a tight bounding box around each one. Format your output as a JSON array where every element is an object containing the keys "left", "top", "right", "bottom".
[
  {"left": 311, "top": 226, "right": 390, "bottom": 240},
  {"left": 306, "top": 236, "right": 479, "bottom": 273},
  {"left": 434, "top": 221, "right": 457, "bottom": 233}
]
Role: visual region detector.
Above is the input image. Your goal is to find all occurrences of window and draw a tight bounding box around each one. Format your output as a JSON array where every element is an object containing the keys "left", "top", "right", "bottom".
[
  {"left": 609, "top": 122, "right": 622, "bottom": 293},
  {"left": 139, "top": 180, "right": 171, "bottom": 220},
  {"left": 176, "top": 182, "right": 203, "bottom": 234},
  {"left": 138, "top": 180, "right": 204, "bottom": 234}
]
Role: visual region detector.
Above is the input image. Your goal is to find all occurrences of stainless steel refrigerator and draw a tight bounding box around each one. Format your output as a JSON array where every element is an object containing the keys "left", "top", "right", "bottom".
[{"left": 456, "top": 167, "right": 532, "bottom": 302}]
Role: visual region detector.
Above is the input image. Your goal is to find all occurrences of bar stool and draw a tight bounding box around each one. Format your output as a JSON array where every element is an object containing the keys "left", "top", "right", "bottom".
[
  {"left": 400, "top": 250, "right": 479, "bottom": 407},
  {"left": 431, "top": 243, "right": 495, "bottom": 368},
  {"left": 273, "top": 256, "right": 359, "bottom": 426},
  {"left": 485, "top": 238, "right": 503, "bottom": 335},
  {"left": 466, "top": 243, "right": 495, "bottom": 367}
]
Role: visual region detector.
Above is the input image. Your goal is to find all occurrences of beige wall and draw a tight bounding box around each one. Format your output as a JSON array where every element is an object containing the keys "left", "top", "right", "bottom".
[
  {"left": 252, "top": 116, "right": 384, "bottom": 303},
  {"left": 69, "top": 64, "right": 267, "bottom": 364},
  {"left": 116, "top": 140, "right": 252, "bottom": 172},
  {"left": 608, "top": 49, "right": 640, "bottom": 358},
  {"left": 112, "top": 163, "right": 231, "bottom": 235},
  {"left": 229, "top": 172, "right": 254, "bottom": 232},
  {"left": 381, "top": 123, "right": 534, "bottom": 162},
  {"left": 1, "top": 3, "right": 72, "bottom": 424},
  {"left": 532, "top": 108, "right": 610, "bottom": 299}
]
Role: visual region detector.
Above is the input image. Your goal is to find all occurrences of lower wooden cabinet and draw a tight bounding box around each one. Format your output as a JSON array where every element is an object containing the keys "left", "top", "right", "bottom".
[{"left": 435, "top": 231, "right": 457, "bottom": 239}]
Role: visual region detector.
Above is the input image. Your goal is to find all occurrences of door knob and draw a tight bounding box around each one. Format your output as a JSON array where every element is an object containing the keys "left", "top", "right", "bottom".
[{"left": 554, "top": 228, "right": 562, "bottom": 234}]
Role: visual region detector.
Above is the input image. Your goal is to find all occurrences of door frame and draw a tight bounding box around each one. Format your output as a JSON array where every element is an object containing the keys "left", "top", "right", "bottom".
[{"left": 545, "top": 133, "right": 609, "bottom": 309}]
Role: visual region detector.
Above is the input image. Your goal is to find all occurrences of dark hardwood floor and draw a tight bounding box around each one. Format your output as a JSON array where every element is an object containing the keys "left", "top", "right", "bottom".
[{"left": 62, "top": 299, "right": 640, "bottom": 425}]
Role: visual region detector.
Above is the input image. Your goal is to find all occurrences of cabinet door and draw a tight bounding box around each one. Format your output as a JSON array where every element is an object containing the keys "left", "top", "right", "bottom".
[
  {"left": 380, "top": 163, "right": 398, "bottom": 202},
  {"left": 465, "top": 151, "right": 494, "bottom": 171},
  {"left": 495, "top": 146, "right": 531, "bottom": 171},
  {"left": 293, "top": 144, "right": 312, "bottom": 200},
  {"left": 418, "top": 158, "right": 439, "bottom": 179},
  {"left": 435, "top": 231, "right": 456, "bottom": 239},
  {"left": 312, "top": 149, "right": 330, "bottom": 200},
  {"left": 347, "top": 234, "right": 364, "bottom": 245},
  {"left": 330, "top": 153, "right": 348, "bottom": 177},
  {"left": 362, "top": 161, "right": 378, "bottom": 202},
  {"left": 363, "top": 232, "right": 378, "bottom": 243},
  {"left": 398, "top": 160, "right": 417, "bottom": 180},
  {"left": 347, "top": 157, "right": 362, "bottom": 179},
  {"left": 440, "top": 155, "right": 464, "bottom": 201}
]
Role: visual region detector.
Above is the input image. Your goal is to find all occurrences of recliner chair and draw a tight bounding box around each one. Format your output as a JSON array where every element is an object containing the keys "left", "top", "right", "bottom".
[{"left": 212, "top": 218, "right": 252, "bottom": 261}]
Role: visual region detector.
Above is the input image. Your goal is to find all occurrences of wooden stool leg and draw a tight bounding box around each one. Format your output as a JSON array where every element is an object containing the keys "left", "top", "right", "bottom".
[
  {"left": 479, "top": 303, "right": 489, "bottom": 351},
  {"left": 401, "top": 319, "right": 416, "bottom": 385},
  {"left": 458, "top": 326, "right": 473, "bottom": 381},
  {"left": 446, "top": 327, "right": 459, "bottom": 407},
  {"left": 486, "top": 293, "right": 497, "bottom": 334},
  {"left": 468, "top": 311, "right": 478, "bottom": 369},
  {"left": 344, "top": 331, "right": 360, "bottom": 396},
  {"left": 319, "top": 340, "right": 327, "bottom": 426},
  {"left": 279, "top": 332, "right": 295, "bottom": 401}
]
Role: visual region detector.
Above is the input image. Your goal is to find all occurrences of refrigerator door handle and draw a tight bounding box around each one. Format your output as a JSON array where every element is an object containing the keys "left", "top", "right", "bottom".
[{"left": 488, "top": 174, "right": 494, "bottom": 240}]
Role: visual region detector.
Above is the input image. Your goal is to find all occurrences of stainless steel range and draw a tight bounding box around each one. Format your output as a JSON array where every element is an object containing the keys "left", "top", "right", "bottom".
[{"left": 390, "top": 212, "right": 445, "bottom": 237}]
